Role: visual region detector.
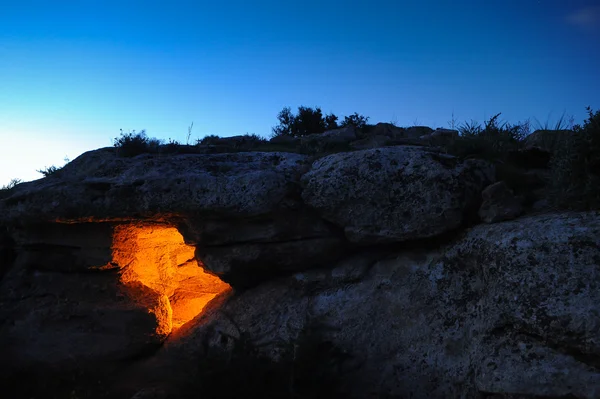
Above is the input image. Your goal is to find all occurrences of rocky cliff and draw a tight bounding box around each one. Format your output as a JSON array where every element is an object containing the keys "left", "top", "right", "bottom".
[{"left": 0, "top": 137, "right": 598, "bottom": 398}]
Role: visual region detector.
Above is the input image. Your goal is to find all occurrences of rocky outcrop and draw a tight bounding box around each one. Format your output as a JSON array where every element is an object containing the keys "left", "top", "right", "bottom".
[
  {"left": 0, "top": 140, "right": 598, "bottom": 399},
  {"left": 149, "top": 211, "right": 600, "bottom": 398}
]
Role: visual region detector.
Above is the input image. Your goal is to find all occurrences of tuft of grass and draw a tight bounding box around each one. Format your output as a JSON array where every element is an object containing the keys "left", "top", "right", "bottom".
[
  {"left": 1, "top": 178, "right": 22, "bottom": 191},
  {"left": 547, "top": 106, "right": 600, "bottom": 210},
  {"left": 197, "top": 134, "right": 220, "bottom": 146},
  {"left": 37, "top": 165, "right": 62, "bottom": 177},
  {"left": 439, "top": 113, "right": 529, "bottom": 163},
  {"left": 532, "top": 110, "right": 571, "bottom": 131}
]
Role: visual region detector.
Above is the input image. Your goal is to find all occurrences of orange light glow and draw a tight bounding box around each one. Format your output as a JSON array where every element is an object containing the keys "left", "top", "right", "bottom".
[{"left": 112, "top": 224, "right": 231, "bottom": 335}]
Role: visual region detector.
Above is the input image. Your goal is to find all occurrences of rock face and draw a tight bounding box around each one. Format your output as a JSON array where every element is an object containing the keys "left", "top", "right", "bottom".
[
  {"left": 0, "top": 141, "right": 599, "bottom": 399},
  {"left": 155, "top": 211, "right": 600, "bottom": 398}
]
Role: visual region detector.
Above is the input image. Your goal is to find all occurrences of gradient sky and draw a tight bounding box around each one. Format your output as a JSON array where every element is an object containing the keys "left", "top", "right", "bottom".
[{"left": 1, "top": 0, "right": 599, "bottom": 186}]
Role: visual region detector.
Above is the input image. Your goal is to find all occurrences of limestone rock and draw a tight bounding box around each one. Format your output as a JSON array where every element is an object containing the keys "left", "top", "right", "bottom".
[
  {"left": 478, "top": 181, "right": 524, "bottom": 223},
  {"left": 301, "top": 146, "right": 495, "bottom": 243},
  {"left": 149, "top": 211, "right": 600, "bottom": 398},
  {"left": 0, "top": 149, "right": 309, "bottom": 224}
]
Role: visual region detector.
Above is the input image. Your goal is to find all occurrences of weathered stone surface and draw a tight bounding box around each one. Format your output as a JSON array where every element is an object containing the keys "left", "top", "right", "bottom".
[
  {"left": 301, "top": 146, "right": 495, "bottom": 243},
  {"left": 478, "top": 181, "right": 524, "bottom": 223},
  {"left": 0, "top": 267, "right": 168, "bottom": 370},
  {"left": 0, "top": 149, "right": 309, "bottom": 224},
  {"left": 145, "top": 211, "right": 600, "bottom": 398}
]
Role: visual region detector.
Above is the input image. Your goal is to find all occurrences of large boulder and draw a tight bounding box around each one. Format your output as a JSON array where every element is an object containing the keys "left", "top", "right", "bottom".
[
  {"left": 142, "top": 211, "right": 600, "bottom": 398},
  {"left": 301, "top": 146, "right": 495, "bottom": 243}
]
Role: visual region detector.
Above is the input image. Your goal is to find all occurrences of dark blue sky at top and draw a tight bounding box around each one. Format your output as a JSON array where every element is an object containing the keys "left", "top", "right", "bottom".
[{"left": 0, "top": 0, "right": 599, "bottom": 184}]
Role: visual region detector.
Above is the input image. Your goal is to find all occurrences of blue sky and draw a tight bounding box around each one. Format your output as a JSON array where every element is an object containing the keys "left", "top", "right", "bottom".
[{"left": 1, "top": 0, "right": 599, "bottom": 185}]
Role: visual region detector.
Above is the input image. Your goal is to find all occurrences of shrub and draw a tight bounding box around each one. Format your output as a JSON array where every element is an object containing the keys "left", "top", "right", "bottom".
[
  {"left": 325, "top": 113, "right": 339, "bottom": 130},
  {"left": 37, "top": 165, "right": 62, "bottom": 177},
  {"left": 272, "top": 106, "right": 331, "bottom": 138},
  {"left": 198, "top": 134, "right": 221, "bottom": 145},
  {"left": 1, "top": 178, "right": 22, "bottom": 191},
  {"left": 442, "top": 113, "right": 528, "bottom": 162},
  {"left": 340, "top": 112, "right": 369, "bottom": 129},
  {"left": 113, "top": 129, "right": 151, "bottom": 157},
  {"left": 293, "top": 106, "right": 327, "bottom": 136}
]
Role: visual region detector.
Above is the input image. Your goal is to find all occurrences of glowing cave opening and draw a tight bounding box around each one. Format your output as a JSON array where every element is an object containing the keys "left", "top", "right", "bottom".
[{"left": 112, "top": 224, "right": 231, "bottom": 335}]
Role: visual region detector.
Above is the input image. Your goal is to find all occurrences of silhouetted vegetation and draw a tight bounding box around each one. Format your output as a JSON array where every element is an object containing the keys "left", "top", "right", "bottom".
[
  {"left": 113, "top": 129, "right": 156, "bottom": 157},
  {"left": 440, "top": 113, "right": 529, "bottom": 161},
  {"left": 271, "top": 106, "right": 369, "bottom": 138},
  {"left": 340, "top": 112, "right": 370, "bottom": 129},
  {"left": 1, "top": 178, "right": 21, "bottom": 191},
  {"left": 547, "top": 106, "right": 600, "bottom": 210},
  {"left": 37, "top": 165, "right": 63, "bottom": 177}
]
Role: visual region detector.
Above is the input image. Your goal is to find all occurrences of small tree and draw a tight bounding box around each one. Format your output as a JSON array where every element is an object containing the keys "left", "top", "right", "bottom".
[
  {"left": 272, "top": 107, "right": 295, "bottom": 137},
  {"left": 272, "top": 106, "right": 332, "bottom": 137},
  {"left": 341, "top": 112, "right": 369, "bottom": 129},
  {"left": 293, "top": 106, "right": 326, "bottom": 136},
  {"left": 325, "top": 113, "right": 339, "bottom": 130}
]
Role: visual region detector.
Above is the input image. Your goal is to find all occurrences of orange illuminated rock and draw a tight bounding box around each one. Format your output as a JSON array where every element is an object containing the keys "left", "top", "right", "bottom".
[{"left": 112, "top": 224, "right": 231, "bottom": 334}]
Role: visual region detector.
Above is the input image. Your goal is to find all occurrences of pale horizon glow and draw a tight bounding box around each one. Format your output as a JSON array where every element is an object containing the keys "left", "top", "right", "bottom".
[{"left": 1, "top": 0, "right": 599, "bottom": 186}]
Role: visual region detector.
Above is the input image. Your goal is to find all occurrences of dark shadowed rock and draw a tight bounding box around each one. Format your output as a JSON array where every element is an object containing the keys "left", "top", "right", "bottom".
[
  {"left": 349, "top": 134, "right": 391, "bottom": 150},
  {"left": 478, "top": 181, "right": 524, "bottom": 223}
]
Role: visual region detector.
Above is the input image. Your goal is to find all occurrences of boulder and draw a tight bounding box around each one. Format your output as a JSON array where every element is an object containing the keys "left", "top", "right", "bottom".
[
  {"left": 301, "top": 146, "right": 495, "bottom": 243},
  {"left": 478, "top": 180, "right": 524, "bottom": 223}
]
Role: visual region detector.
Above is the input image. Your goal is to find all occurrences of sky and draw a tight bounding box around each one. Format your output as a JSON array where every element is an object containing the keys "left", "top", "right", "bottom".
[{"left": 1, "top": 0, "right": 599, "bottom": 186}]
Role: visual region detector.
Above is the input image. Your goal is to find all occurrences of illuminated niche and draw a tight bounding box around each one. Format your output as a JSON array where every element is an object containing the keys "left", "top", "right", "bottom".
[{"left": 112, "top": 224, "right": 231, "bottom": 335}]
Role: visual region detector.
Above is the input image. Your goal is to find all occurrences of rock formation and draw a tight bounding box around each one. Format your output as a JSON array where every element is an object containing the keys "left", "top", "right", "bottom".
[{"left": 0, "top": 134, "right": 598, "bottom": 399}]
